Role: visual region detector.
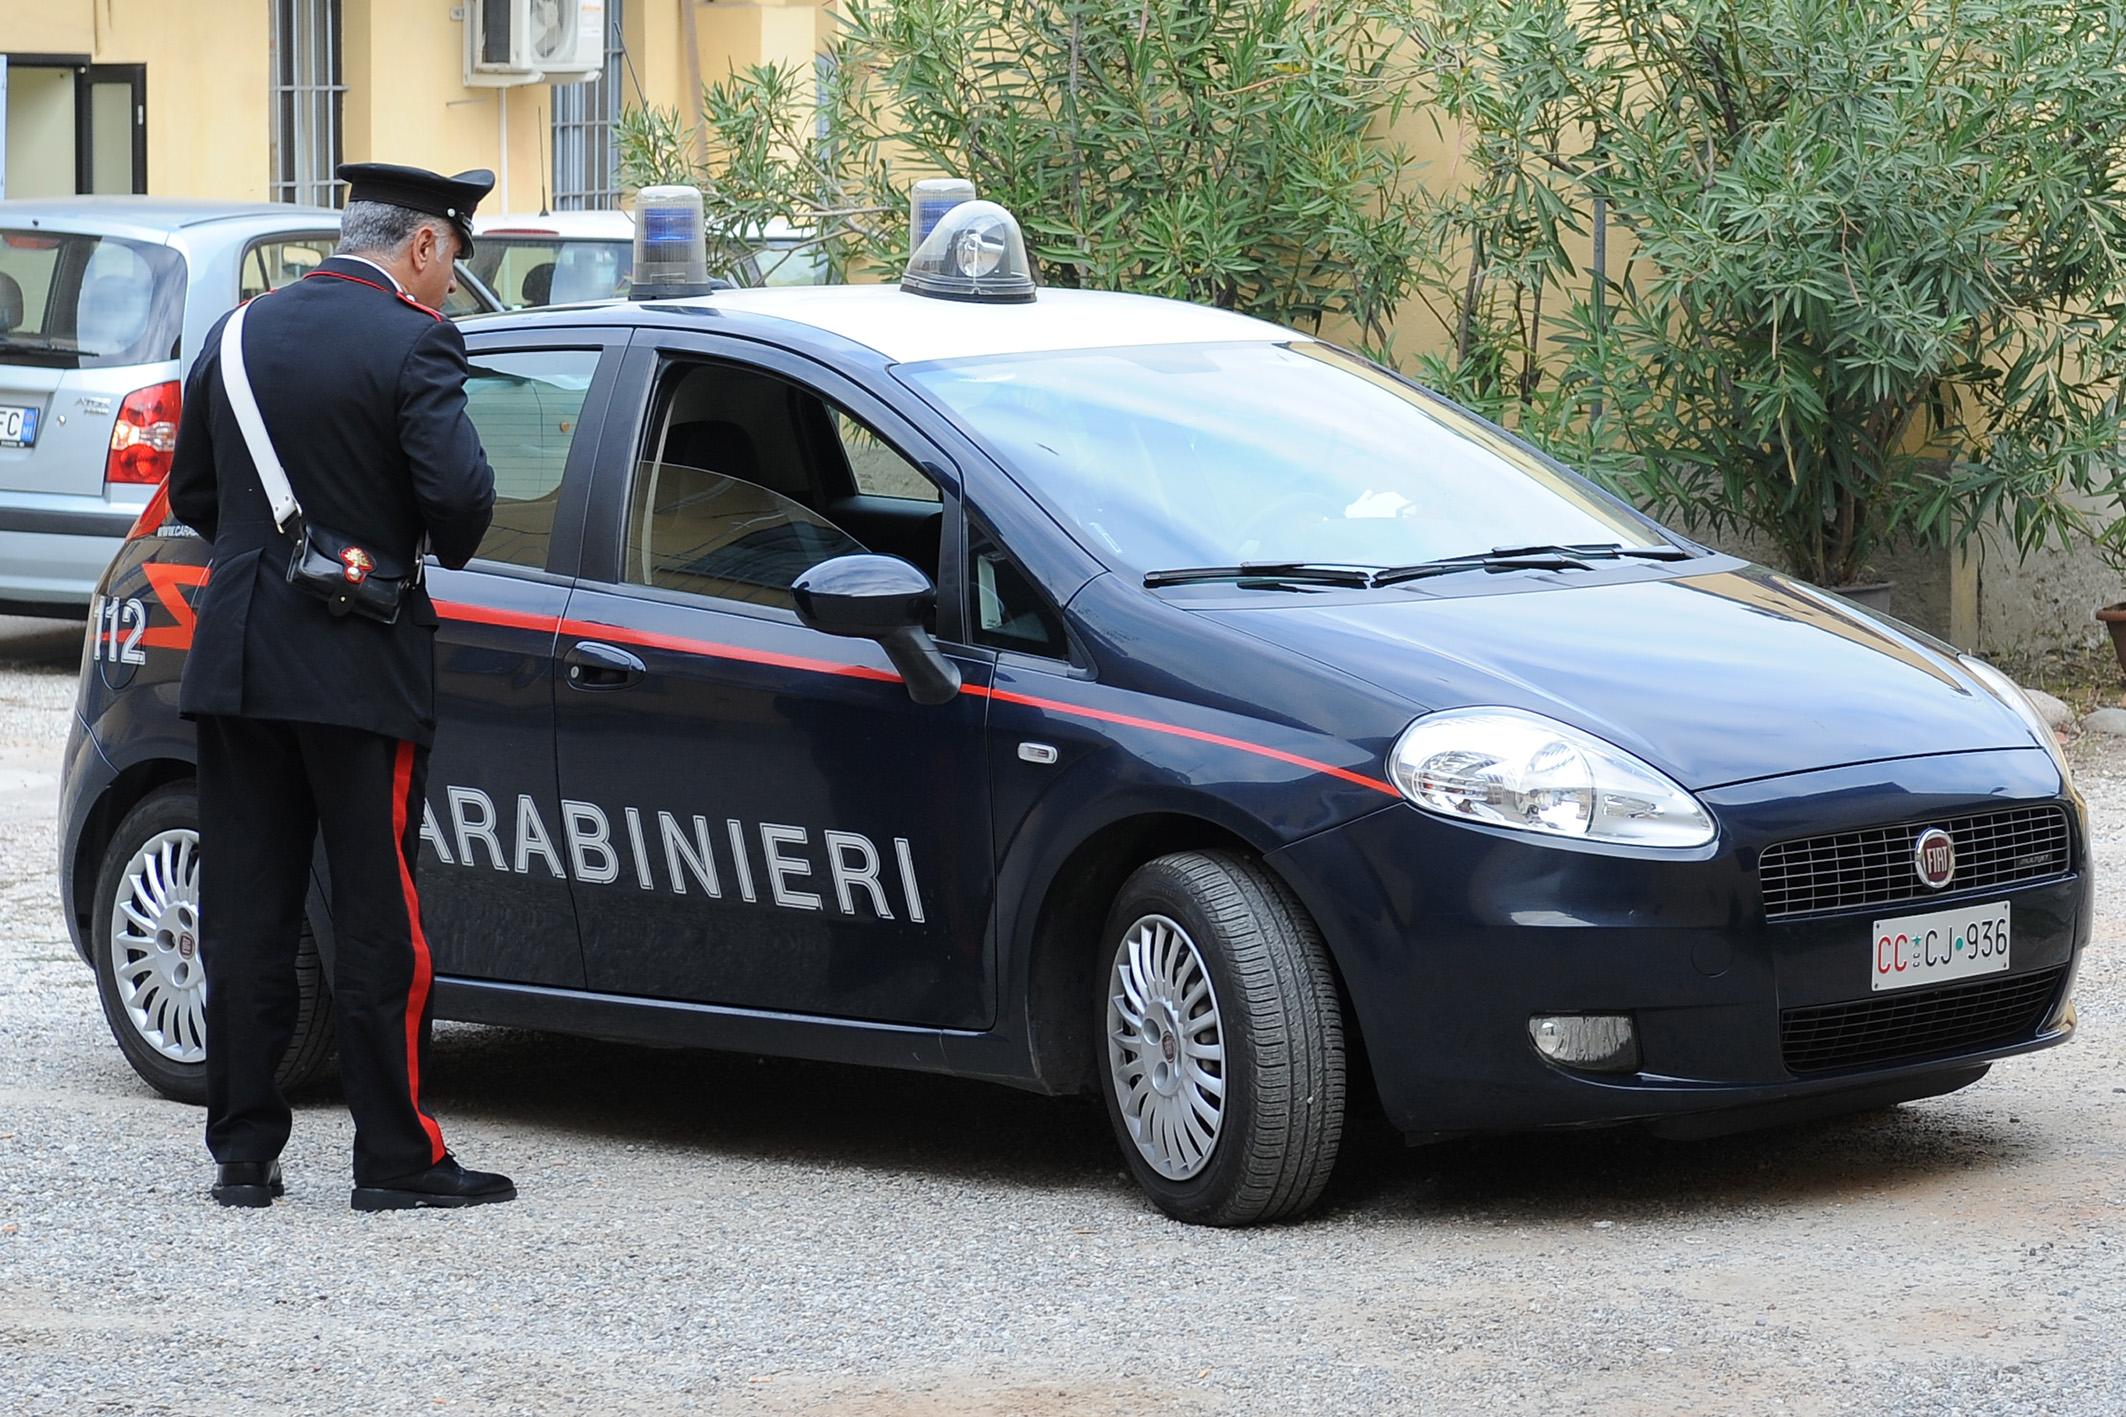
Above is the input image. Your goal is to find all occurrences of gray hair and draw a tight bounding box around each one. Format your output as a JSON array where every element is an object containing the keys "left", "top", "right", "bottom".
[{"left": 337, "top": 200, "right": 456, "bottom": 260}]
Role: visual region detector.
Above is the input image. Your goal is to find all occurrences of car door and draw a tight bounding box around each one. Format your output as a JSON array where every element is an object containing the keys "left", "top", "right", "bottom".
[
  {"left": 414, "top": 326, "right": 624, "bottom": 987},
  {"left": 551, "top": 332, "right": 998, "bottom": 1029}
]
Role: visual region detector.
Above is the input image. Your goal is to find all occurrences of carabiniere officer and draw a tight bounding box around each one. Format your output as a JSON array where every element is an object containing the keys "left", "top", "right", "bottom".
[{"left": 168, "top": 162, "right": 510, "bottom": 1211}]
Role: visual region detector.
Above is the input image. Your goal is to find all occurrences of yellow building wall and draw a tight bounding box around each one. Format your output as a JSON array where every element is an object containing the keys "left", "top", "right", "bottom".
[
  {"left": 630, "top": 0, "right": 690, "bottom": 111},
  {"left": 0, "top": 0, "right": 1443, "bottom": 356},
  {"left": 340, "top": 0, "right": 550, "bottom": 215},
  {"left": 0, "top": 0, "right": 818, "bottom": 212},
  {"left": 0, "top": 0, "right": 269, "bottom": 200},
  {"left": 694, "top": 0, "right": 824, "bottom": 83}
]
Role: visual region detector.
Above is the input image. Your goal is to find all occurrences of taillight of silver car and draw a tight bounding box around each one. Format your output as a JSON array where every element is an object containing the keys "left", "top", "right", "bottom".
[{"left": 106, "top": 381, "right": 181, "bottom": 485}]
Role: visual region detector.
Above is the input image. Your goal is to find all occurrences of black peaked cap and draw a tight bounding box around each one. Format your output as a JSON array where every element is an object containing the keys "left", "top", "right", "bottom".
[{"left": 336, "top": 162, "right": 496, "bottom": 255}]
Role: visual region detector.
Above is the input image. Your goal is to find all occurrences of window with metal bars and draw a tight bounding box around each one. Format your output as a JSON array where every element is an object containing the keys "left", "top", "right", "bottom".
[
  {"left": 269, "top": 0, "right": 345, "bottom": 207},
  {"left": 551, "top": 0, "right": 625, "bottom": 211}
]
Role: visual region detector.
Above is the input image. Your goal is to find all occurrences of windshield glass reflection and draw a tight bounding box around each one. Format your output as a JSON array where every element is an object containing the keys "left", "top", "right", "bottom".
[{"left": 904, "top": 342, "right": 1668, "bottom": 576}]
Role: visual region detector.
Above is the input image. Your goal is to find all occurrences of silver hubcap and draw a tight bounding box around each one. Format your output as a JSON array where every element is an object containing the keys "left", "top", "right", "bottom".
[
  {"left": 108, "top": 828, "right": 206, "bottom": 1064},
  {"left": 1106, "top": 914, "right": 1226, "bottom": 1181}
]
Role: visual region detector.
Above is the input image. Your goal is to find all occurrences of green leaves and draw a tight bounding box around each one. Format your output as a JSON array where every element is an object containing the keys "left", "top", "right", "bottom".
[
  {"left": 615, "top": 0, "right": 1425, "bottom": 341},
  {"left": 1410, "top": 0, "right": 2126, "bottom": 586},
  {"left": 614, "top": 0, "right": 2126, "bottom": 590}
]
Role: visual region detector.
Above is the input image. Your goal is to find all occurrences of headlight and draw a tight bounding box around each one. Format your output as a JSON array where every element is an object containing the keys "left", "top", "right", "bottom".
[
  {"left": 1389, "top": 707, "right": 1716, "bottom": 848},
  {"left": 1959, "top": 654, "right": 2075, "bottom": 789}
]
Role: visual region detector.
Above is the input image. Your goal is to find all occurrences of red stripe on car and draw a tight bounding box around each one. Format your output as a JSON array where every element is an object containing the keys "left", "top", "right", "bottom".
[{"left": 431, "top": 600, "right": 1398, "bottom": 797}]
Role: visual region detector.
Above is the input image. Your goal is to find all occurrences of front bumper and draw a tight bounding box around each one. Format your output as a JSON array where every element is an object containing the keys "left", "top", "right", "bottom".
[{"left": 1269, "top": 748, "right": 2088, "bottom": 1137}]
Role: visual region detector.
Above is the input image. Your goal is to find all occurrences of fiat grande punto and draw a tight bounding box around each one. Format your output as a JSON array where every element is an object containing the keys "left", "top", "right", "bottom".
[{"left": 60, "top": 201, "right": 2088, "bottom": 1224}]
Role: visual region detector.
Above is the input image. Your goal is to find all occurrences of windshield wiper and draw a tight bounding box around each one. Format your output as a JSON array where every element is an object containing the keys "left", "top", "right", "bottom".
[
  {"left": 1145, "top": 544, "right": 1695, "bottom": 590},
  {"left": 0, "top": 334, "right": 96, "bottom": 356},
  {"left": 1143, "top": 562, "right": 1381, "bottom": 589},
  {"left": 1373, "top": 542, "right": 1695, "bottom": 586},
  {"left": 1493, "top": 541, "right": 1695, "bottom": 562}
]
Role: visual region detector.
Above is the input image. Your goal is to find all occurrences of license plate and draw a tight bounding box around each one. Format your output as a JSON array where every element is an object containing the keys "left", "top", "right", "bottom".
[
  {"left": 1871, "top": 901, "right": 2009, "bottom": 992},
  {"left": 0, "top": 404, "right": 37, "bottom": 447}
]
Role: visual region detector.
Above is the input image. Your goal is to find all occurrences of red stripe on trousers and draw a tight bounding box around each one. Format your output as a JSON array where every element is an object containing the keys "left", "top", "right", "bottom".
[{"left": 391, "top": 740, "right": 448, "bottom": 1164}]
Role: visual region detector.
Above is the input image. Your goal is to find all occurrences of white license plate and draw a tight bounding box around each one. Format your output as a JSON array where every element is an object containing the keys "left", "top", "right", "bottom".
[
  {"left": 0, "top": 404, "right": 37, "bottom": 447},
  {"left": 1871, "top": 901, "right": 2009, "bottom": 992}
]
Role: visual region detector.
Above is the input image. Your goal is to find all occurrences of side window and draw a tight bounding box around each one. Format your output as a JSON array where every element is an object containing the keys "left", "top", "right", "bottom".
[
  {"left": 835, "top": 411, "right": 939, "bottom": 503},
  {"left": 238, "top": 236, "right": 335, "bottom": 302},
  {"left": 969, "top": 523, "right": 1070, "bottom": 659},
  {"left": 625, "top": 464, "right": 864, "bottom": 610},
  {"left": 626, "top": 359, "right": 947, "bottom": 613},
  {"left": 440, "top": 280, "right": 488, "bottom": 319},
  {"left": 459, "top": 348, "right": 601, "bottom": 570}
]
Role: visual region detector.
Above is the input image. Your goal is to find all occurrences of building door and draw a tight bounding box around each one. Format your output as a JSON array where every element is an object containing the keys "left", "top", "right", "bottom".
[{"left": 0, "top": 58, "right": 146, "bottom": 198}]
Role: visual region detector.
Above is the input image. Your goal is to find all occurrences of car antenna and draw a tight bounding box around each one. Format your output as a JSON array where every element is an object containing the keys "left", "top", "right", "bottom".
[{"left": 536, "top": 102, "right": 551, "bottom": 218}]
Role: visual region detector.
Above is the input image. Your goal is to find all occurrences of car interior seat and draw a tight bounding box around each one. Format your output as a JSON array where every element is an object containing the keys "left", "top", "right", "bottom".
[
  {"left": 520, "top": 261, "right": 556, "bottom": 307},
  {"left": 0, "top": 273, "right": 23, "bottom": 333},
  {"left": 661, "top": 419, "right": 762, "bottom": 487}
]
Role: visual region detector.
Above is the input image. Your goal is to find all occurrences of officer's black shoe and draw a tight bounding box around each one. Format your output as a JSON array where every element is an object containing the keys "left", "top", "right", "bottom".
[
  {"left": 211, "top": 1160, "right": 284, "bottom": 1208},
  {"left": 350, "top": 1155, "right": 516, "bottom": 1212}
]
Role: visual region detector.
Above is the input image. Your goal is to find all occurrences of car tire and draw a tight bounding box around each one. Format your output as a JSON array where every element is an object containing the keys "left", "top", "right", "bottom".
[
  {"left": 1096, "top": 849, "right": 1346, "bottom": 1226},
  {"left": 90, "top": 782, "right": 336, "bottom": 1105}
]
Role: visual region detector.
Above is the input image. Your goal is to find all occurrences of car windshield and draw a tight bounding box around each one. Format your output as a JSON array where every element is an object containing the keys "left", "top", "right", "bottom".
[
  {"left": 0, "top": 230, "right": 186, "bottom": 369},
  {"left": 902, "top": 341, "right": 1671, "bottom": 575},
  {"left": 466, "top": 235, "right": 634, "bottom": 308}
]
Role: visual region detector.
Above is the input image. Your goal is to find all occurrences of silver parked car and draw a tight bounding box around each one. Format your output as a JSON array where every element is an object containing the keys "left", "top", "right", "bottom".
[{"left": 0, "top": 198, "right": 497, "bottom": 618}]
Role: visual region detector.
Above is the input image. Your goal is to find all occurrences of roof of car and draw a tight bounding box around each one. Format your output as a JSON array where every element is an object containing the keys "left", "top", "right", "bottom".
[
  {"left": 472, "top": 210, "right": 636, "bottom": 238},
  {"left": 471, "top": 210, "right": 812, "bottom": 241},
  {"left": 502, "top": 284, "right": 1296, "bottom": 364},
  {"left": 0, "top": 196, "right": 341, "bottom": 237}
]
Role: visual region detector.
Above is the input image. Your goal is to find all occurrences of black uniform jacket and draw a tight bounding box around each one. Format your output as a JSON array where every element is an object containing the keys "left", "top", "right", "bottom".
[{"left": 168, "top": 258, "right": 495, "bottom": 747}]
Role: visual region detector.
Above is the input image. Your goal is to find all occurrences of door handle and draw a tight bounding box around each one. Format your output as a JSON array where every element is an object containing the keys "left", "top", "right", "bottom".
[{"left": 564, "top": 641, "right": 646, "bottom": 691}]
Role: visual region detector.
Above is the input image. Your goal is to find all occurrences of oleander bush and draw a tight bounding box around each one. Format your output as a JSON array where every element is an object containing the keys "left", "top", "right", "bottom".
[
  {"left": 622, "top": 0, "right": 2126, "bottom": 592},
  {"left": 1406, "top": 0, "right": 2126, "bottom": 587},
  {"left": 617, "top": 0, "right": 1427, "bottom": 356}
]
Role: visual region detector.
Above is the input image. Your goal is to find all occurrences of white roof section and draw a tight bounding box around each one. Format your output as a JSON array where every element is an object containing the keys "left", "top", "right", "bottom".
[
  {"left": 472, "top": 211, "right": 811, "bottom": 241},
  {"left": 693, "top": 284, "right": 1298, "bottom": 364},
  {"left": 473, "top": 210, "right": 635, "bottom": 238}
]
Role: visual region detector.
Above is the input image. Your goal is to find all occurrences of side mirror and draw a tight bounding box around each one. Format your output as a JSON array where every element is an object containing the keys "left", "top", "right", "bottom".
[{"left": 792, "top": 554, "right": 963, "bottom": 706}]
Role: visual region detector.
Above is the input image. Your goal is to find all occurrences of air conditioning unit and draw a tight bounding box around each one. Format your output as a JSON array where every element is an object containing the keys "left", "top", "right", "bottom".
[{"left": 464, "top": 0, "right": 605, "bottom": 87}]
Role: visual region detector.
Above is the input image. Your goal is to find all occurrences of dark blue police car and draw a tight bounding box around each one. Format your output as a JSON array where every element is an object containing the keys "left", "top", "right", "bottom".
[{"left": 60, "top": 201, "right": 2090, "bottom": 1224}]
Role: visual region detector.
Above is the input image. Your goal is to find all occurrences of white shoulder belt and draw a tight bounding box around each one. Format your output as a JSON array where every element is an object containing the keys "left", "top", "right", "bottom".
[{"left": 217, "top": 300, "right": 303, "bottom": 533}]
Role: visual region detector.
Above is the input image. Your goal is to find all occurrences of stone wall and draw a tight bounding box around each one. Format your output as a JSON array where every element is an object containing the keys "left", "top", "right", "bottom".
[
  {"left": 1964, "top": 524, "right": 2122, "bottom": 673},
  {"left": 1675, "top": 517, "right": 2119, "bottom": 672}
]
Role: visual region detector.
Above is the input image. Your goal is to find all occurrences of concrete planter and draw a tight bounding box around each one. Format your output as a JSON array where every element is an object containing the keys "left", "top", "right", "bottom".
[
  {"left": 2098, "top": 603, "right": 2126, "bottom": 678},
  {"left": 1834, "top": 581, "right": 1895, "bottom": 614}
]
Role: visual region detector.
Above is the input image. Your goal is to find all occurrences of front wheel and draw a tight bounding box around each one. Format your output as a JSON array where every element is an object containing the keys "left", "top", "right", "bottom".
[
  {"left": 89, "top": 782, "right": 336, "bottom": 1105},
  {"left": 1098, "top": 850, "right": 1346, "bottom": 1225}
]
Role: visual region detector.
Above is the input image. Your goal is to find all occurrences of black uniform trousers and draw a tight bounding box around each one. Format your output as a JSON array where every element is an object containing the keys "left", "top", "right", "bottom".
[{"left": 197, "top": 714, "right": 448, "bottom": 1186}]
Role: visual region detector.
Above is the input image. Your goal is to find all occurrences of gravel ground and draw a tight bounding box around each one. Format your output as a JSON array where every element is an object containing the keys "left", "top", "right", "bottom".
[{"left": 2, "top": 614, "right": 2122, "bottom": 1417}]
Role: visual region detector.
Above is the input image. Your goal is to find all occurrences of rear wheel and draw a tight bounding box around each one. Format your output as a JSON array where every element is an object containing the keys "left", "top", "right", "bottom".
[
  {"left": 1098, "top": 849, "right": 1346, "bottom": 1225},
  {"left": 90, "top": 783, "right": 335, "bottom": 1104}
]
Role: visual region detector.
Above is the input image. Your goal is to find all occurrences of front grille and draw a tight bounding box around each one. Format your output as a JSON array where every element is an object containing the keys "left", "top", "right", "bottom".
[
  {"left": 1780, "top": 967, "right": 2066, "bottom": 1074},
  {"left": 1759, "top": 806, "right": 2071, "bottom": 920}
]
